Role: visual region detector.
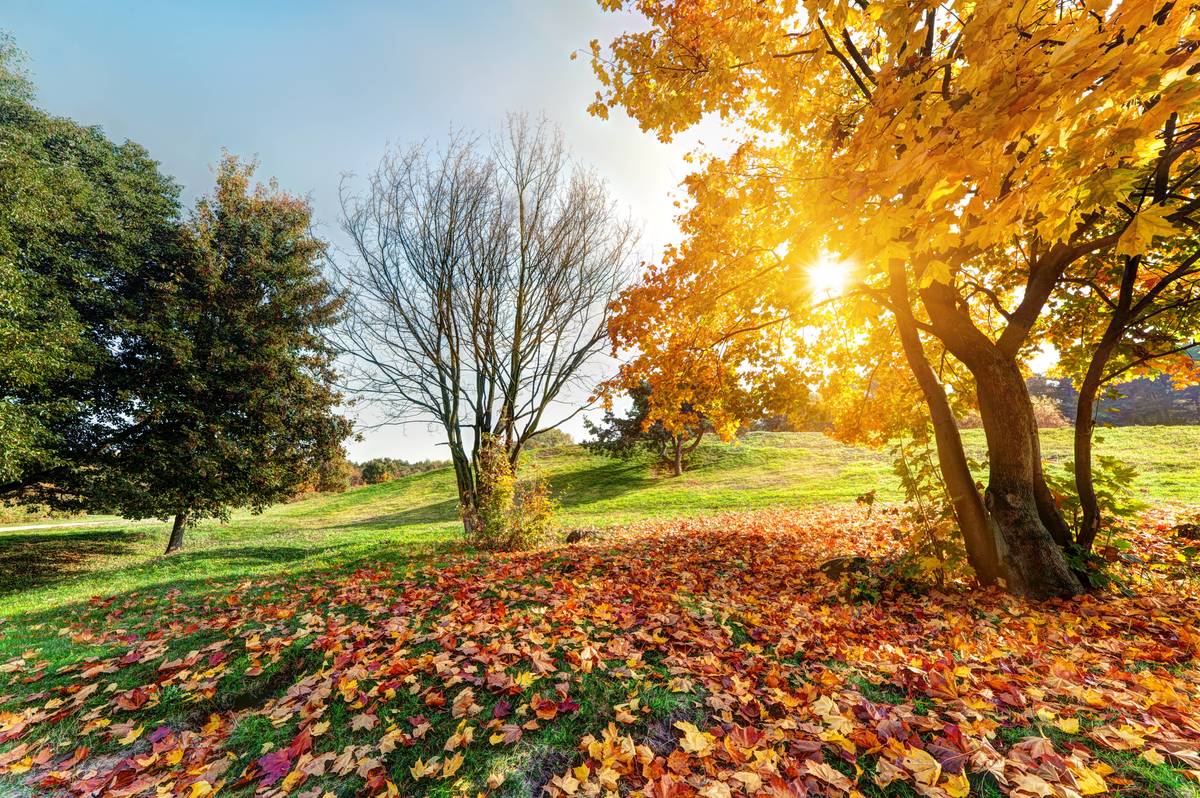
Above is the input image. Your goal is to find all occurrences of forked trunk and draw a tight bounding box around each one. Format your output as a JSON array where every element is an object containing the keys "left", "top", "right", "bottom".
[
  {"left": 887, "top": 266, "right": 1000, "bottom": 584},
  {"left": 975, "top": 358, "right": 1083, "bottom": 599},
  {"left": 166, "top": 511, "right": 188, "bottom": 554},
  {"left": 1031, "top": 426, "right": 1073, "bottom": 549}
]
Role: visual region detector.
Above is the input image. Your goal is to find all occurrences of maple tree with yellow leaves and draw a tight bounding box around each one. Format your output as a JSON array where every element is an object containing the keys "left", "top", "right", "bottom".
[{"left": 588, "top": 0, "right": 1200, "bottom": 598}]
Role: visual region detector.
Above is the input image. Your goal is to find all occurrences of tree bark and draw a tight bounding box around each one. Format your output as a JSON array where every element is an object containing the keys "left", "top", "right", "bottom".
[
  {"left": 1031, "top": 428, "right": 1073, "bottom": 549},
  {"left": 974, "top": 357, "right": 1083, "bottom": 599},
  {"left": 671, "top": 436, "right": 684, "bottom": 477},
  {"left": 166, "top": 511, "right": 188, "bottom": 554}
]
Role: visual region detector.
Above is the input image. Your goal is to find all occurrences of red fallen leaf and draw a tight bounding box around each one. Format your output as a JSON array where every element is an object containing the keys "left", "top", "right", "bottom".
[
  {"left": 557, "top": 698, "right": 580, "bottom": 714},
  {"left": 257, "top": 749, "right": 292, "bottom": 787},
  {"left": 667, "top": 749, "right": 692, "bottom": 774},
  {"left": 115, "top": 687, "right": 150, "bottom": 711},
  {"left": 530, "top": 693, "right": 559, "bottom": 720},
  {"left": 58, "top": 745, "right": 88, "bottom": 769},
  {"left": 646, "top": 772, "right": 687, "bottom": 798},
  {"left": 493, "top": 699, "right": 513, "bottom": 719},
  {"left": 424, "top": 689, "right": 446, "bottom": 708},
  {"left": 287, "top": 727, "right": 313, "bottom": 759},
  {"left": 490, "top": 723, "right": 523, "bottom": 745}
]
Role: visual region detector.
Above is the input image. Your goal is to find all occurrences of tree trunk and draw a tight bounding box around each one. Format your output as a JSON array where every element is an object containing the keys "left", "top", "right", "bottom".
[
  {"left": 1031, "top": 429, "right": 1073, "bottom": 548},
  {"left": 1074, "top": 335, "right": 1120, "bottom": 553},
  {"left": 888, "top": 265, "right": 1000, "bottom": 584},
  {"left": 671, "top": 437, "right": 684, "bottom": 476},
  {"left": 975, "top": 357, "right": 1083, "bottom": 599},
  {"left": 166, "top": 511, "right": 188, "bottom": 554},
  {"left": 449, "top": 447, "right": 479, "bottom": 538}
]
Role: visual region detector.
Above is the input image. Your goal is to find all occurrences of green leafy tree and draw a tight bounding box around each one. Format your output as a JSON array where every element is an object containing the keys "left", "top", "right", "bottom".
[
  {"left": 82, "top": 158, "right": 352, "bottom": 552},
  {"left": 0, "top": 36, "right": 182, "bottom": 498}
]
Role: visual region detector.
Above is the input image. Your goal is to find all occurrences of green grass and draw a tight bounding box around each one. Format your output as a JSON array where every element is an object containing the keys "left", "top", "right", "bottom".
[{"left": 2, "top": 427, "right": 1197, "bottom": 618}]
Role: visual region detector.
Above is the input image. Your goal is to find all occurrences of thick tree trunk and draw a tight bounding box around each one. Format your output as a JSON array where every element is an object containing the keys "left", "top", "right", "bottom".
[
  {"left": 450, "top": 447, "right": 480, "bottom": 538},
  {"left": 888, "top": 265, "right": 1000, "bottom": 584},
  {"left": 166, "top": 511, "right": 188, "bottom": 554},
  {"left": 975, "top": 358, "right": 1083, "bottom": 599}
]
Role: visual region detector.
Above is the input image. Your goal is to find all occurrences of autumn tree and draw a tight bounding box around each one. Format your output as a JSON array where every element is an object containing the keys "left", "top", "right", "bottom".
[
  {"left": 79, "top": 159, "right": 352, "bottom": 553},
  {"left": 596, "top": 246, "right": 812, "bottom": 476},
  {"left": 585, "top": 383, "right": 708, "bottom": 475},
  {"left": 337, "top": 115, "right": 635, "bottom": 536},
  {"left": 1049, "top": 183, "right": 1200, "bottom": 551},
  {"left": 589, "top": 0, "right": 1200, "bottom": 597}
]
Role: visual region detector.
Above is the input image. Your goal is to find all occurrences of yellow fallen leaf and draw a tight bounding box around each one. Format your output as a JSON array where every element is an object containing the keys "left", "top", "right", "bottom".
[
  {"left": 188, "top": 781, "right": 213, "bottom": 798},
  {"left": 943, "top": 771, "right": 970, "bottom": 798},
  {"left": 442, "top": 751, "right": 464, "bottom": 778},
  {"left": 674, "top": 721, "right": 714, "bottom": 756},
  {"left": 1143, "top": 748, "right": 1166, "bottom": 766},
  {"left": 1071, "top": 764, "right": 1108, "bottom": 795},
  {"left": 118, "top": 725, "right": 144, "bottom": 745},
  {"left": 1055, "top": 717, "right": 1080, "bottom": 734},
  {"left": 903, "top": 747, "right": 941, "bottom": 787},
  {"left": 700, "top": 781, "right": 732, "bottom": 798}
]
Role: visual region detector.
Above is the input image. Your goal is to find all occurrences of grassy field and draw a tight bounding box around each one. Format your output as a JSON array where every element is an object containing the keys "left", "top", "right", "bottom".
[
  {"left": 2, "top": 427, "right": 1198, "bottom": 618},
  {"left": 1, "top": 428, "right": 1199, "bottom": 797}
]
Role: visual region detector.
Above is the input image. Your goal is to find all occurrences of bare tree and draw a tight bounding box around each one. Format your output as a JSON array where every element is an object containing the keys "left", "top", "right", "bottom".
[{"left": 336, "top": 115, "right": 636, "bottom": 531}]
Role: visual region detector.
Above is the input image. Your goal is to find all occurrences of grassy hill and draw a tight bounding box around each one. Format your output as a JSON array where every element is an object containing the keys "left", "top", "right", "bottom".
[{"left": 2, "top": 427, "right": 1197, "bottom": 617}]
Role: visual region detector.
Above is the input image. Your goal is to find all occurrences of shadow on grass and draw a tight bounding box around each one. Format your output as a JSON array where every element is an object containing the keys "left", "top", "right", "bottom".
[
  {"left": 544, "top": 456, "right": 656, "bottom": 509},
  {"left": 327, "top": 457, "right": 659, "bottom": 533},
  {"left": 330, "top": 498, "right": 462, "bottom": 531},
  {"left": 0, "top": 528, "right": 153, "bottom": 594}
]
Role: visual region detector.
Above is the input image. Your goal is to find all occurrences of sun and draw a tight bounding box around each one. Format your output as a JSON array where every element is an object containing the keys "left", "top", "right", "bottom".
[{"left": 806, "top": 254, "right": 850, "bottom": 299}]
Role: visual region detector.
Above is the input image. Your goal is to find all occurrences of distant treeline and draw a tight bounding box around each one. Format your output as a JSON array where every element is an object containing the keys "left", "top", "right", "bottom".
[
  {"left": 353, "top": 458, "right": 450, "bottom": 486},
  {"left": 1029, "top": 374, "right": 1200, "bottom": 426}
]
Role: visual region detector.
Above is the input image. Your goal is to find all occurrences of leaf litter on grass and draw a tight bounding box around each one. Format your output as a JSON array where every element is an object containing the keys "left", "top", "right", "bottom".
[{"left": 1, "top": 507, "right": 1200, "bottom": 797}]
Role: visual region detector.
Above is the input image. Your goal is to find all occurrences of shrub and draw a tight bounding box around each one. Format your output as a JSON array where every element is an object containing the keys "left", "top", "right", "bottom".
[
  {"left": 467, "top": 435, "right": 556, "bottom": 551},
  {"left": 1031, "top": 395, "right": 1069, "bottom": 428},
  {"left": 524, "top": 428, "right": 575, "bottom": 451},
  {"left": 361, "top": 460, "right": 393, "bottom": 485}
]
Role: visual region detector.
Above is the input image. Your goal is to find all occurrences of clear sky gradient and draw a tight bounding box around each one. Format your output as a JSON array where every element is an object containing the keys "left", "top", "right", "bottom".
[{"left": 2, "top": 0, "right": 720, "bottom": 461}]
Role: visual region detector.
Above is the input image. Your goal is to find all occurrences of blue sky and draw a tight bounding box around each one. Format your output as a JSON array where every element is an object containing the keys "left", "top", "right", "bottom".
[{"left": 3, "top": 0, "right": 719, "bottom": 461}]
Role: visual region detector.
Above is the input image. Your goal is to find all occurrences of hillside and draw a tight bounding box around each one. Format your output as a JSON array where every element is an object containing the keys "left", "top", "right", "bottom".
[{"left": 2, "top": 428, "right": 1198, "bottom": 617}]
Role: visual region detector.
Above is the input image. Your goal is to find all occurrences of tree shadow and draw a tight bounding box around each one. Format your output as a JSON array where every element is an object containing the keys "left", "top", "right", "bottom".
[
  {"left": 328, "top": 457, "right": 659, "bottom": 534},
  {"left": 177, "top": 545, "right": 315, "bottom": 566},
  {"left": 330, "top": 498, "right": 462, "bottom": 531},
  {"left": 0, "top": 528, "right": 153, "bottom": 595},
  {"left": 546, "top": 456, "right": 657, "bottom": 509}
]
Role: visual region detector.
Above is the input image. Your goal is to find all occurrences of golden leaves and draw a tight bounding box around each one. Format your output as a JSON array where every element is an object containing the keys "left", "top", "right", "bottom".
[
  {"left": 674, "top": 721, "right": 715, "bottom": 756},
  {"left": 1116, "top": 205, "right": 1177, "bottom": 257}
]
